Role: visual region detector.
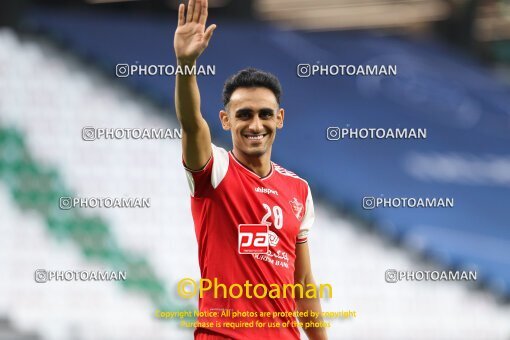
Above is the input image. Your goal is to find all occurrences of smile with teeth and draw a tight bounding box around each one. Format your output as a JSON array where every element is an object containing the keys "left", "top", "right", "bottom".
[{"left": 244, "top": 133, "right": 267, "bottom": 140}]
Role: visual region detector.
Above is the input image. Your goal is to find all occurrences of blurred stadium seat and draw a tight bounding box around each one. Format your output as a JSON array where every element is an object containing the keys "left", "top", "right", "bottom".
[{"left": 255, "top": 0, "right": 449, "bottom": 30}]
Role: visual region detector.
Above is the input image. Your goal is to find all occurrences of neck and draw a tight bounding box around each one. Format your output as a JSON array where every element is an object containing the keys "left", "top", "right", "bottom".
[{"left": 232, "top": 147, "right": 272, "bottom": 178}]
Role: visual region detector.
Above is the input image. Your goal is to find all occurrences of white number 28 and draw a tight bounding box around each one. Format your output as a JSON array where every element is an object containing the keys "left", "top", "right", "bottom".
[{"left": 261, "top": 203, "right": 283, "bottom": 229}]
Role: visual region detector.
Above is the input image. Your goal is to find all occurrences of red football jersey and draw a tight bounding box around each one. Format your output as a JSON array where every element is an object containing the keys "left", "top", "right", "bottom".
[{"left": 184, "top": 144, "right": 315, "bottom": 340}]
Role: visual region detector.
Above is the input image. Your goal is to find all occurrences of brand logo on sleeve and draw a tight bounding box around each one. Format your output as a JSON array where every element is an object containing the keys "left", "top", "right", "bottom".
[{"left": 238, "top": 224, "right": 269, "bottom": 254}]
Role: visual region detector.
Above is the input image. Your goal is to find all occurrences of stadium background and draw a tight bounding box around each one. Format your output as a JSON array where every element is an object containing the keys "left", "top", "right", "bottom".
[{"left": 1, "top": 0, "right": 510, "bottom": 339}]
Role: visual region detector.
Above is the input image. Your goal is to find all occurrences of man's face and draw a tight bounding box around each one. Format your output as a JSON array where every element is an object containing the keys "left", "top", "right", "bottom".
[{"left": 220, "top": 87, "right": 284, "bottom": 158}]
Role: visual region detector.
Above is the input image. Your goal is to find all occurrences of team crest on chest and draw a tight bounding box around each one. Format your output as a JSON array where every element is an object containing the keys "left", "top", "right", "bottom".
[{"left": 289, "top": 197, "right": 304, "bottom": 221}]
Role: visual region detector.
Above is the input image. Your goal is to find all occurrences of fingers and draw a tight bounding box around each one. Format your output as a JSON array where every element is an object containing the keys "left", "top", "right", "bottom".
[
  {"left": 193, "top": 0, "right": 202, "bottom": 23},
  {"left": 186, "top": 0, "right": 195, "bottom": 23},
  {"left": 198, "top": 0, "right": 208, "bottom": 25},
  {"left": 181, "top": 0, "right": 209, "bottom": 27},
  {"left": 204, "top": 24, "right": 216, "bottom": 43},
  {"left": 177, "top": 3, "right": 185, "bottom": 26}
]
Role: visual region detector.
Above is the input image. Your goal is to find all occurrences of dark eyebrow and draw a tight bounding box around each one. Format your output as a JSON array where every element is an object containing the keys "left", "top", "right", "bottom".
[
  {"left": 235, "top": 108, "right": 254, "bottom": 115},
  {"left": 259, "top": 108, "right": 274, "bottom": 115},
  {"left": 235, "top": 107, "right": 275, "bottom": 116}
]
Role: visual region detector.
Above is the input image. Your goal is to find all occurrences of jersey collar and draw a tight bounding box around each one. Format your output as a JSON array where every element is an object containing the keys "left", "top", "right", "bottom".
[{"left": 229, "top": 151, "right": 274, "bottom": 180}]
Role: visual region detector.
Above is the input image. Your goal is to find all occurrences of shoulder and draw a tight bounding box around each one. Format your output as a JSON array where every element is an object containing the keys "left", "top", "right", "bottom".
[
  {"left": 211, "top": 144, "right": 230, "bottom": 188},
  {"left": 212, "top": 144, "right": 229, "bottom": 161},
  {"left": 272, "top": 163, "right": 310, "bottom": 190}
]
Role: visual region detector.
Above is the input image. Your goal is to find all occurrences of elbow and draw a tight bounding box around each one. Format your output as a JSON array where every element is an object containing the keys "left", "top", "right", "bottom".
[
  {"left": 295, "top": 272, "right": 315, "bottom": 288},
  {"left": 179, "top": 116, "right": 207, "bottom": 134}
]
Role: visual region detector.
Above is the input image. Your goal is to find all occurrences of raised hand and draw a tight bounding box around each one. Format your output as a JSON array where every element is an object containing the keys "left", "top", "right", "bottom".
[{"left": 174, "top": 0, "right": 216, "bottom": 64}]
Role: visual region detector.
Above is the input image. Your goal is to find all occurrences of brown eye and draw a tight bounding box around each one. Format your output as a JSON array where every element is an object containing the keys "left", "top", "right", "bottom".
[{"left": 260, "top": 111, "right": 273, "bottom": 119}]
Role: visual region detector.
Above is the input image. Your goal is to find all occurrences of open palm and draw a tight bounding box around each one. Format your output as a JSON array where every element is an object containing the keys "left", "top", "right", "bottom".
[{"left": 174, "top": 0, "right": 216, "bottom": 64}]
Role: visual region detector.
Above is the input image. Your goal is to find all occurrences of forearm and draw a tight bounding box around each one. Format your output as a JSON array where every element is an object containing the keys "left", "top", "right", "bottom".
[
  {"left": 174, "top": 60, "right": 205, "bottom": 132},
  {"left": 173, "top": 0, "right": 216, "bottom": 169},
  {"left": 296, "top": 296, "right": 327, "bottom": 340}
]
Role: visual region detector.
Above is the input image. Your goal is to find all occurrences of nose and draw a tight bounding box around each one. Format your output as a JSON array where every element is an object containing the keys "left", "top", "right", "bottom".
[{"left": 248, "top": 115, "right": 263, "bottom": 132}]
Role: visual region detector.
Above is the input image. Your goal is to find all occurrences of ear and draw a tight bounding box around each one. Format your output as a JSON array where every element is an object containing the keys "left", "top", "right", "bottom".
[
  {"left": 277, "top": 108, "right": 285, "bottom": 129},
  {"left": 219, "top": 110, "right": 230, "bottom": 130}
]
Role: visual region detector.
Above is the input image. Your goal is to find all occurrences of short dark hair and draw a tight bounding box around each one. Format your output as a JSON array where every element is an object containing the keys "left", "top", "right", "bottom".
[{"left": 222, "top": 68, "right": 282, "bottom": 107}]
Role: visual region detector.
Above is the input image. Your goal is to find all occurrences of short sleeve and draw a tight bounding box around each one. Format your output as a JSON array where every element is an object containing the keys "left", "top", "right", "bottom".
[
  {"left": 183, "top": 144, "right": 229, "bottom": 197},
  {"left": 297, "top": 185, "right": 315, "bottom": 244}
]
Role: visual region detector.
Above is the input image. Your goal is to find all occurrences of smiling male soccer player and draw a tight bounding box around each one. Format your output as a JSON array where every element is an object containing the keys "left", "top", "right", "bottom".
[{"left": 174, "top": 1, "right": 327, "bottom": 339}]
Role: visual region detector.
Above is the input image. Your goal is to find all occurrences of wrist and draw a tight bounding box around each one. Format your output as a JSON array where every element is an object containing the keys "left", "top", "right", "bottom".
[{"left": 177, "top": 58, "right": 197, "bottom": 67}]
